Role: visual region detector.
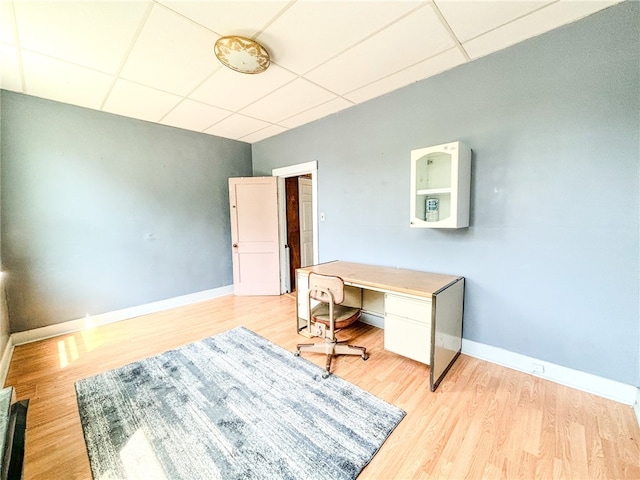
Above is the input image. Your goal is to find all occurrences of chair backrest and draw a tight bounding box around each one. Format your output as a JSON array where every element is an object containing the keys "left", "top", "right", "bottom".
[{"left": 308, "top": 273, "right": 346, "bottom": 305}]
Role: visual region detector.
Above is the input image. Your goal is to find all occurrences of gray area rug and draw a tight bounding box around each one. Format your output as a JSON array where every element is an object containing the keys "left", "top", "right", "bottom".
[{"left": 75, "top": 326, "right": 405, "bottom": 479}]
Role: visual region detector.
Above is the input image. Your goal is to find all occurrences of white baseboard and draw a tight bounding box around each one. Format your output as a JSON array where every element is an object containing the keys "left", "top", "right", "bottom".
[
  {"left": 11, "top": 285, "right": 234, "bottom": 346},
  {"left": 4, "top": 292, "right": 639, "bottom": 431},
  {"left": 462, "top": 339, "right": 637, "bottom": 406}
]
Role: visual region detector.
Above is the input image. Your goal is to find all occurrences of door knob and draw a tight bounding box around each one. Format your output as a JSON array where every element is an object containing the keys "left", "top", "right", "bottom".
[{"left": 232, "top": 243, "right": 238, "bottom": 248}]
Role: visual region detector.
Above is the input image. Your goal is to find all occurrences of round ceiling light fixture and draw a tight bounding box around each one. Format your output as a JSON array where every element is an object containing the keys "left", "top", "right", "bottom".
[{"left": 214, "top": 35, "right": 270, "bottom": 74}]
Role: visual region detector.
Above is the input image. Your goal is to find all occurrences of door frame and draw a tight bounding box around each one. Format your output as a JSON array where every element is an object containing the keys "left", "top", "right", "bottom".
[
  {"left": 272, "top": 161, "right": 318, "bottom": 293},
  {"left": 297, "top": 176, "right": 314, "bottom": 268}
]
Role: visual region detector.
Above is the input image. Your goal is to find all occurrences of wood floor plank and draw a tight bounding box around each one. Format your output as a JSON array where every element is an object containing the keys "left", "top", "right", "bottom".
[{"left": 4, "top": 294, "right": 640, "bottom": 479}]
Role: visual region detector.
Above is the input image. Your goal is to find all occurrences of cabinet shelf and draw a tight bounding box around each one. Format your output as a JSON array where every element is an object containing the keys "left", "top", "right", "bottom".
[{"left": 410, "top": 141, "right": 471, "bottom": 229}]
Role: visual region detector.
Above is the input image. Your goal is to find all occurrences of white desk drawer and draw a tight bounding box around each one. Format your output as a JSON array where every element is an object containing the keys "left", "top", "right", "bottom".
[
  {"left": 385, "top": 294, "right": 431, "bottom": 322},
  {"left": 384, "top": 314, "right": 431, "bottom": 364}
]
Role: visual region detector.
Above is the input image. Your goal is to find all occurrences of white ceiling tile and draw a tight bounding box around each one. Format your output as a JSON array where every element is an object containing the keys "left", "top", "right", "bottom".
[
  {"left": 0, "top": 1, "right": 16, "bottom": 45},
  {"left": 240, "top": 78, "right": 337, "bottom": 123},
  {"left": 434, "top": 1, "right": 553, "bottom": 43},
  {"left": 0, "top": 44, "right": 22, "bottom": 92},
  {"left": 1, "top": 0, "right": 621, "bottom": 143},
  {"left": 120, "top": 4, "right": 220, "bottom": 96},
  {"left": 160, "top": 99, "right": 231, "bottom": 132},
  {"left": 190, "top": 63, "right": 296, "bottom": 112},
  {"left": 306, "top": 5, "right": 456, "bottom": 95},
  {"left": 258, "top": 0, "right": 422, "bottom": 74},
  {"left": 280, "top": 98, "right": 354, "bottom": 129},
  {"left": 157, "top": 0, "right": 290, "bottom": 37},
  {"left": 13, "top": 0, "right": 151, "bottom": 74},
  {"left": 345, "top": 47, "right": 467, "bottom": 103},
  {"left": 21, "top": 51, "right": 113, "bottom": 109},
  {"left": 103, "top": 79, "right": 182, "bottom": 123},
  {"left": 240, "top": 124, "right": 288, "bottom": 143},
  {"left": 205, "top": 114, "right": 271, "bottom": 140},
  {"left": 463, "top": 0, "right": 623, "bottom": 60}
]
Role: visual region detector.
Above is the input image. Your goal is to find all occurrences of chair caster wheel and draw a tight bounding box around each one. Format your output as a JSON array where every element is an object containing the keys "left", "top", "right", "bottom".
[
  {"left": 322, "top": 372, "right": 330, "bottom": 379},
  {"left": 294, "top": 350, "right": 300, "bottom": 357},
  {"left": 362, "top": 354, "right": 369, "bottom": 361}
]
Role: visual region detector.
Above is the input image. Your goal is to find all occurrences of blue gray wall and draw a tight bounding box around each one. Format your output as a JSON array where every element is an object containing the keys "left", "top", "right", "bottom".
[
  {"left": 252, "top": 2, "right": 640, "bottom": 385},
  {"left": 1, "top": 92, "right": 252, "bottom": 332}
]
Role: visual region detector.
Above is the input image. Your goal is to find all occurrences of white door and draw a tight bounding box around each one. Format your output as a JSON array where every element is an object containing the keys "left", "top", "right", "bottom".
[
  {"left": 229, "top": 177, "right": 280, "bottom": 296},
  {"left": 298, "top": 177, "right": 314, "bottom": 267}
]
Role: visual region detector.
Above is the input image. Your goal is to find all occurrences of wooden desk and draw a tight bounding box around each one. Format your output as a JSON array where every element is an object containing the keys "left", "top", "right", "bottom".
[{"left": 296, "top": 261, "right": 465, "bottom": 391}]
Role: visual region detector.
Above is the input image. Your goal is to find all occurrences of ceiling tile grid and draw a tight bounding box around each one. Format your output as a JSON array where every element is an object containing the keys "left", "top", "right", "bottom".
[
  {"left": 102, "top": 78, "right": 183, "bottom": 123},
  {"left": 461, "top": 0, "right": 622, "bottom": 59},
  {"left": 205, "top": 112, "right": 272, "bottom": 139},
  {"left": 0, "top": 44, "right": 22, "bottom": 92},
  {"left": 0, "top": 0, "right": 624, "bottom": 143},
  {"left": 255, "top": 0, "right": 424, "bottom": 75},
  {"left": 279, "top": 97, "right": 355, "bottom": 129},
  {"left": 20, "top": 50, "right": 114, "bottom": 110},
  {"left": 190, "top": 63, "right": 297, "bottom": 112},
  {"left": 160, "top": 99, "right": 231, "bottom": 132},
  {"left": 344, "top": 47, "right": 468, "bottom": 104},
  {"left": 118, "top": 3, "right": 220, "bottom": 96},
  {"left": 11, "top": 0, "right": 151, "bottom": 74},
  {"left": 239, "top": 77, "right": 337, "bottom": 123}
]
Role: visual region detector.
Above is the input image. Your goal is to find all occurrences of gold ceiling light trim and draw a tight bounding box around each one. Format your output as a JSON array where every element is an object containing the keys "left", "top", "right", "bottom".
[{"left": 214, "top": 35, "right": 270, "bottom": 74}]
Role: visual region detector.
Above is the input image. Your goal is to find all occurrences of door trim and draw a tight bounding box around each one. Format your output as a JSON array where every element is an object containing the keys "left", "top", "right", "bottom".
[
  {"left": 298, "top": 176, "right": 314, "bottom": 268},
  {"left": 272, "top": 161, "right": 318, "bottom": 293}
]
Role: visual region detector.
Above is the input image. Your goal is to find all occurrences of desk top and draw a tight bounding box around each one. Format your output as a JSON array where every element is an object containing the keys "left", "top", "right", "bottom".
[{"left": 297, "top": 261, "right": 462, "bottom": 298}]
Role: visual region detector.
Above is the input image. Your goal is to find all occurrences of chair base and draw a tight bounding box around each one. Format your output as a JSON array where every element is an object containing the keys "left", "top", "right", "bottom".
[{"left": 295, "top": 339, "right": 368, "bottom": 378}]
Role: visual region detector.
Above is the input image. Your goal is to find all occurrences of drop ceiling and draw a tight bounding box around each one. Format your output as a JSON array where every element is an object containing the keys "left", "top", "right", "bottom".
[{"left": 0, "top": 0, "right": 622, "bottom": 143}]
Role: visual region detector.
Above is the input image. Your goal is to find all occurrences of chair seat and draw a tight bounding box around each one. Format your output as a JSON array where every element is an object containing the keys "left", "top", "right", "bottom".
[
  {"left": 297, "top": 273, "right": 368, "bottom": 377},
  {"left": 311, "top": 303, "right": 361, "bottom": 329}
]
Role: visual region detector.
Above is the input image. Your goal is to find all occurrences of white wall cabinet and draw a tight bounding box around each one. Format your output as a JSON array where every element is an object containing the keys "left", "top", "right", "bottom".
[{"left": 410, "top": 141, "right": 471, "bottom": 229}]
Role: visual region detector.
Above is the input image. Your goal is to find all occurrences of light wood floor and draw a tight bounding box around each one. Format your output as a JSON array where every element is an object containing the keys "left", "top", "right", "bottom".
[{"left": 5, "top": 294, "right": 640, "bottom": 479}]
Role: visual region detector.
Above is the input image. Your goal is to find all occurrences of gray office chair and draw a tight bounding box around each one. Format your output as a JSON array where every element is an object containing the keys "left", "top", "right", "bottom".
[{"left": 295, "top": 273, "right": 368, "bottom": 378}]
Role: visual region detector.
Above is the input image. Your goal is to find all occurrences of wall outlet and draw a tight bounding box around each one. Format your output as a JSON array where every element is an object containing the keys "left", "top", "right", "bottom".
[{"left": 531, "top": 363, "right": 545, "bottom": 374}]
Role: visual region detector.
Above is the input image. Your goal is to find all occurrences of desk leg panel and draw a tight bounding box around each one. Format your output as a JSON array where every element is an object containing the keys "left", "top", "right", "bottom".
[{"left": 430, "top": 279, "right": 464, "bottom": 391}]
